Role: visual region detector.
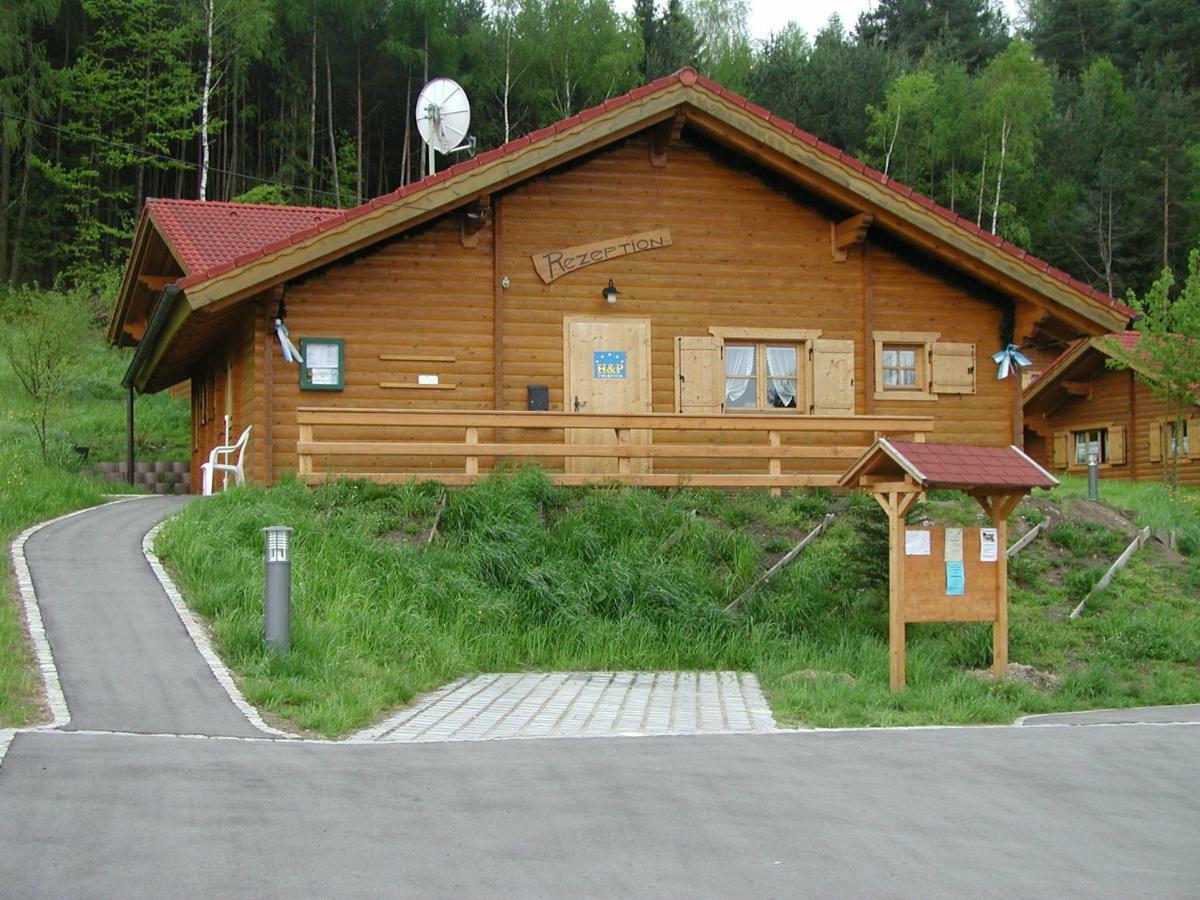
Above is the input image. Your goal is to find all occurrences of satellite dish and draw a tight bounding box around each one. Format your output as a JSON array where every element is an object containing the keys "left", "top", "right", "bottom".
[{"left": 415, "top": 77, "right": 472, "bottom": 175}]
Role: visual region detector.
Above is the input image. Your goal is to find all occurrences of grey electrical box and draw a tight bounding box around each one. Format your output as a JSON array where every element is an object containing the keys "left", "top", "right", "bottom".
[{"left": 527, "top": 385, "right": 549, "bottom": 411}]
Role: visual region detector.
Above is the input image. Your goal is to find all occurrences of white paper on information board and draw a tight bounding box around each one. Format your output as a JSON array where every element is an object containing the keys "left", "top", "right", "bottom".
[
  {"left": 310, "top": 368, "right": 337, "bottom": 385},
  {"left": 979, "top": 528, "right": 999, "bottom": 561},
  {"left": 944, "top": 528, "right": 964, "bottom": 562},
  {"left": 306, "top": 343, "right": 339, "bottom": 370},
  {"left": 905, "top": 530, "right": 931, "bottom": 556}
]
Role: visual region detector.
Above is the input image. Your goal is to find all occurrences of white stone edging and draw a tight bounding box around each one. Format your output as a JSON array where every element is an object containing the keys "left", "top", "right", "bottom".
[
  {"left": 8, "top": 497, "right": 147, "bottom": 729},
  {"left": 141, "top": 522, "right": 294, "bottom": 739}
]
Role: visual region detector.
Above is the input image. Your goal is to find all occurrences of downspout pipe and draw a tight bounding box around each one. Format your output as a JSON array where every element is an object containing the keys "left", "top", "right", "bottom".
[{"left": 122, "top": 285, "right": 182, "bottom": 485}]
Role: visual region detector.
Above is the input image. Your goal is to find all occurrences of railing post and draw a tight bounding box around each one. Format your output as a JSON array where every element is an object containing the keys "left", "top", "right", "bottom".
[
  {"left": 298, "top": 422, "right": 312, "bottom": 478},
  {"left": 465, "top": 426, "right": 479, "bottom": 480},
  {"left": 617, "top": 428, "right": 631, "bottom": 476},
  {"left": 768, "top": 430, "right": 782, "bottom": 497}
]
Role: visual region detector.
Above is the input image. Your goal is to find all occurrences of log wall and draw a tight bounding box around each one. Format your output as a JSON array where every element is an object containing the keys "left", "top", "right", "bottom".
[{"left": 188, "top": 130, "right": 1027, "bottom": 485}]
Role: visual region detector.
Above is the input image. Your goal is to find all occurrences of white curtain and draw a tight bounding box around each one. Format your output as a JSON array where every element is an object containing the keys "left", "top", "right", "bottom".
[
  {"left": 725, "top": 346, "right": 756, "bottom": 404},
  {"left": 766, "top": 348, "right": 797, "bottom": 407}
]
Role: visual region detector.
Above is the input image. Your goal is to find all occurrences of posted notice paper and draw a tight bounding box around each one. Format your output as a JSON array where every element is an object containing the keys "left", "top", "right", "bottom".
[
  {"left": 946, "top": 561, "right": 966, "bottom": 596},
  {"left": 979, "top": 528, "right": 999, "bottom": 562},
  {"left": 944, "top": 528, "right": 964, "bottom": 562},
  {"left": 905, "top": 530, "right": 931, "bottom": 556}
]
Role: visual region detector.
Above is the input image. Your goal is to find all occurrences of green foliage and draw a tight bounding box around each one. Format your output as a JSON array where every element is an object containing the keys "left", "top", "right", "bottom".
[
  {"left": 0, "top": 0, "right": 1197, "bottom": 298},
  {"left": 0, "top": 281, "right": 189, "bottom": 461}
]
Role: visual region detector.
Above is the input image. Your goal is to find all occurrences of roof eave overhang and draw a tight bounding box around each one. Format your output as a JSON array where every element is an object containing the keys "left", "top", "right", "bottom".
[
  {"left": 1022, "top": 340, "right": 1092, "bottom": 406},
  {"left": 107, "top": 210, "right": 155, "bottom": 345}
]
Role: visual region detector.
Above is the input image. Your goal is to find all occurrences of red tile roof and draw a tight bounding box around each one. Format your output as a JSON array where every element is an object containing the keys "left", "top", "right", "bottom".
[
  {"left": 145, "top": 199, "right": 341, "bottom": 277},
  {"left": 149, "top": 67, "right": 1133, "bottom": 320},
  {"left": 1025, "top": 331, "right": 1141, "bottom": 394},
  {"left": 886, "top": 440, "right": 1058, "bottom": 490}
]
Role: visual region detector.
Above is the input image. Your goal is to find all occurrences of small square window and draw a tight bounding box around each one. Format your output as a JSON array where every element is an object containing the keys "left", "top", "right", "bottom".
[
  {"left": 1169, "top": 420, "right": 1189, "bottom": 457},
  {"left": 882, "top": 344, "right": 921, "bottom": 389},
  {"left": 1074, "top": 429, "right": 1108, "bottom": 465}
]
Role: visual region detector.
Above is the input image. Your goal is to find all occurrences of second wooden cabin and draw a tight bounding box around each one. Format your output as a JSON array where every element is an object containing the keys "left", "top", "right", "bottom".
[{"left": 108, "top": 69, "right": 1131, "bottom": 491}]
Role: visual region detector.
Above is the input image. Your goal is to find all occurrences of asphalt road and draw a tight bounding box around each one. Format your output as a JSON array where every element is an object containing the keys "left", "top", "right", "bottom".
[
  {"left": 2, "top": 497, "right": 1198, "bottom": 897},
  {"left": 2, "top": 724, "right": 1198, "bottom": 898}
]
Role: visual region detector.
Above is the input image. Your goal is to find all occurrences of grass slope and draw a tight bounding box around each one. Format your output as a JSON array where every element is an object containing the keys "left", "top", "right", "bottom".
[{"left": 156, "top": 470, "right": 1200, "bottom": 737}]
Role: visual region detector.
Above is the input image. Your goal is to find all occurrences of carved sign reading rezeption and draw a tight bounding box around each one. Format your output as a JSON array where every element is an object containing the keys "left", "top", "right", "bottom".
[{"left": 532, "top": 229, "right": 672, "bottom": 283}]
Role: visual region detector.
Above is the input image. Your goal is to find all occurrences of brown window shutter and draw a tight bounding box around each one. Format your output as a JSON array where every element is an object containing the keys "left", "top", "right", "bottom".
[
  {"left": 1148, "top": 423, "right": 1162, "bottom": 462},
  {"left": 1108, "top": 424, "right": 1127, "bottom": 465},
  {"left": 675, "top": 336, "right": 723, "bottom": 414},
  {"left": 1189, "top": 416, "right": 1200, "bottom": 460},
  {"left": 1052, "top": 432, "right": 1068, "bottom": 469},
  {"left": 812, "top": 339, "right": 856, "bottom": 416},
  {"left": 931, "top": 342, "right": 976, "bottom": 394}
]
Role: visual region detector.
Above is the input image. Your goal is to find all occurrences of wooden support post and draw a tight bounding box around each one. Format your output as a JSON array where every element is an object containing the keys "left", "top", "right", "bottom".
[
  {"left": 298, "top": 423, "right": 312, "bottom": 477},
  {"left": 768, "top": 430, "right": 782, "bottom": 497},
  {"left": 465, "top": 426, "right": 479, "bottom": 478},
  {"left": 874, "top": 486, "right": 920, "bottom": 691},
  {"left": 980, "top": 492, "right": 1023, "bottom": 679}
]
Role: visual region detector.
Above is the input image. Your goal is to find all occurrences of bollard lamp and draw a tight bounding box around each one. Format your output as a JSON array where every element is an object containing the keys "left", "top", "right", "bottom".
[{"left": 263, "top": 525, "right": 293, "bottom": 652}]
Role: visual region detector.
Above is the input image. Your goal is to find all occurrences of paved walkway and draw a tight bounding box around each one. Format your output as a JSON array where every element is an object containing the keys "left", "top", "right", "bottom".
[
  {"left": 21, "top": 497, "right": 260, "bottom": 737},
  {"left": 356, "top": 672, "right": 776, "bottom": 742}
]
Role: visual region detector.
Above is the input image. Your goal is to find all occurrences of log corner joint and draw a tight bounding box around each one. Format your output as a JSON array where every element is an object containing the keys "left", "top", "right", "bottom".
[{"left": 831, "top": 213, "right": 874, "bottom": 262}]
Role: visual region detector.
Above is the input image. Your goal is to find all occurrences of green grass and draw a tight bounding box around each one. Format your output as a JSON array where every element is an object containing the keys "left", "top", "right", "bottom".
[
  {"left": 1051, "top": 475, "right": 1200, "bottom": 555},
  {"left": 0, "top": 328, "right": 189, "bottom": 465},
  {"left": 155, "top": 469, "right": 1200, "bottom": 737}
]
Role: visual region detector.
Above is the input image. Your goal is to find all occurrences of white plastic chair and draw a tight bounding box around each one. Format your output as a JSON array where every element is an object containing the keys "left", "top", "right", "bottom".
[{"left": 201, "top": 425, "right": 252, "bottom": 496}]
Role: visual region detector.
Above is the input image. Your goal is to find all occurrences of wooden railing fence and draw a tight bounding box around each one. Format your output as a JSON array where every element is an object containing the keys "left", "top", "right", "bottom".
[{"left": 296, "top": 408, "right": 934, "bottom": 489}]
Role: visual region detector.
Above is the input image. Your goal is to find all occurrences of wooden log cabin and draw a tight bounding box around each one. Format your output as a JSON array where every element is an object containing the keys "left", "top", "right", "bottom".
[
  {"left": 1023, "top": 332, "right": 1200, "bottom": 486},
  {"left": 108, "top": 68, "right": 1132, "bottom": 492}
]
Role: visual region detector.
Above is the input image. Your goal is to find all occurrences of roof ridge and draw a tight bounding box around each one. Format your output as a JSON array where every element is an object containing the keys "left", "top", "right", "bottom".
[
  {"left": 162, "top": 66, "right": 1133, "bottom": 321},
  {"left": 146, "top": 197, "right": 340, "bottom": 215}
]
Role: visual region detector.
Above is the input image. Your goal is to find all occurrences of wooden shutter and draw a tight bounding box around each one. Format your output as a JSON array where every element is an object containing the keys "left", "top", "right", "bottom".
[
  {"left": 675, "top": 336, "right": 723, "bottom": 414},
  {"left": 1189, "top": 416, "right": 1200, "bottom": 460},
  {"left": 1052, "top": 432, "right": 1068, "bottom": 469},
  {"left": 1148, "top": 423, "right": 1162, "bottom": 462},
  {"left": 1108, "top": 425, "right": 1127, "bottom": 465},
  {"left": 931, "top": 342, "right": 976, "bottom": 394},
  {"left": 812, "top": 339, "right": 855, "bottom": 416}
]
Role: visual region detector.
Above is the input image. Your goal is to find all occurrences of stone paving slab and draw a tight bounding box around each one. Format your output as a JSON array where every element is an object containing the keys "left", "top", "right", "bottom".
[{"left": 355, "top": 672, "right": 777, "bottom": 743}]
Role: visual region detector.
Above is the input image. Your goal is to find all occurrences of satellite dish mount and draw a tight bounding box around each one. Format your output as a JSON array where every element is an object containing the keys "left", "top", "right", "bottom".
[{"left": 415, "top": 77, "right": 473, "bottom": 177}]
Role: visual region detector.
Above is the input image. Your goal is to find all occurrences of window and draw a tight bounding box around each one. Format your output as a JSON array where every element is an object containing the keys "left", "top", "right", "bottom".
[
  {"left": 1074, "top": 429, "right": 1108, "bottom": 465},
  {"left": 872, "top": 331, "right": 976, "bottom": 400},
  {"left": 1169, "top": 420, "right": 1189, "bottom": 458},
  {"left": 881, "top": 345, "right": 921, "bottom": 389},
  {"left": 725, "top": 343, "right": 801, "bottom": 411}
]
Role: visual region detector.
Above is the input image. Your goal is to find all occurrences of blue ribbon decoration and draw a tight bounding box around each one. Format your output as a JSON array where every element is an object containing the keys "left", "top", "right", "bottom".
[
  {"left": 275, "top": 318, "right": 304, "bottom": 366},
  {"left": 992, "top": 344, "right": 1032, "bottom": 380}
]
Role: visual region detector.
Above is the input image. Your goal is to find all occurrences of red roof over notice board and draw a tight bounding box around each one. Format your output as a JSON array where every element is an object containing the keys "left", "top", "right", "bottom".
[{"left": 840, "top": 439, "right": 1059, "bottom": 491}]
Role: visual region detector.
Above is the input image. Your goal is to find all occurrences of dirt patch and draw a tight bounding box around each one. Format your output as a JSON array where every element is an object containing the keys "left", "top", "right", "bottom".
[
  {"left": 973, "top": 662, "right": 1060, "bottom": 690},
  {"left": 1063, "top": 499, "right": 1137, "bottom": 538}
]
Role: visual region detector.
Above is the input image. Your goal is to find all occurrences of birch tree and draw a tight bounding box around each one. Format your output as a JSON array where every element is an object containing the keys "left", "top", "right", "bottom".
[{"left": 975, "top": 41, "right": 1052, "bottom": 241}]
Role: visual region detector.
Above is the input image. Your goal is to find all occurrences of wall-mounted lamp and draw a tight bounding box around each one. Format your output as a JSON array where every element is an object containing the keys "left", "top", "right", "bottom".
[{"left": 602, "top": 279, "right": 619, "bottom": 306}]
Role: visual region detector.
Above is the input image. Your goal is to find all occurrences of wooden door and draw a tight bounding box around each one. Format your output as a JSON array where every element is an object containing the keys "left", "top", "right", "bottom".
[{"left": 564, "top": 317, "right": 652, "bottom": 474}]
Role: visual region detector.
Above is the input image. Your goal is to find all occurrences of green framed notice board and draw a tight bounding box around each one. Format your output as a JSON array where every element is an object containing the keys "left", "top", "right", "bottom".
[{"left": 300, "top": 337, "right": 344, "bottom": 391}]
